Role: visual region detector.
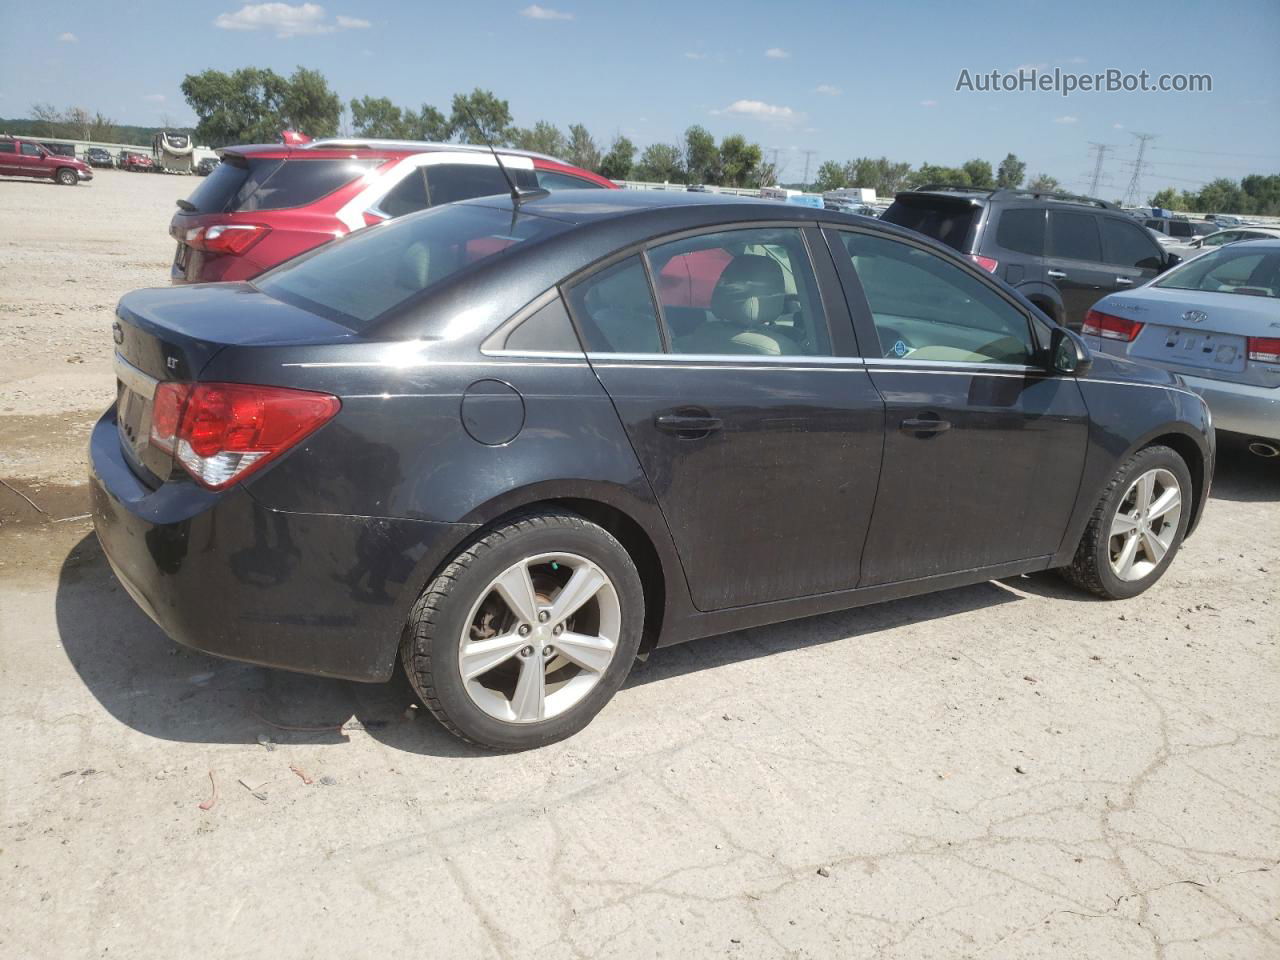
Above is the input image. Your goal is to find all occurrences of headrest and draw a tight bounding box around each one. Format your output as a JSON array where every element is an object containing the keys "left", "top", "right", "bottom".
[{"left": 710, "top": 254, "right": 786, "bottom": 326}]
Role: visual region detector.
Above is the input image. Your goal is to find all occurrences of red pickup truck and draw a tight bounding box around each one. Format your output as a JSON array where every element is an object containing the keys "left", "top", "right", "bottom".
[{"left": 0, "top": 135, "right": 93, "bottom": 185}]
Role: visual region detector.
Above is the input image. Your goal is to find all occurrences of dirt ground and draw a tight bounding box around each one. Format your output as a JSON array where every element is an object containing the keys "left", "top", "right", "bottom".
[{"left": 1, "top": 171, "right": 1278, "bottom": 960}]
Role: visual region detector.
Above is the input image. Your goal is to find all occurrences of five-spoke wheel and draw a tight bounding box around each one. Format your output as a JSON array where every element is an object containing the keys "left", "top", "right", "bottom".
[{"left": 1108, "top": 467, "right": 1182, "bottom": 582}]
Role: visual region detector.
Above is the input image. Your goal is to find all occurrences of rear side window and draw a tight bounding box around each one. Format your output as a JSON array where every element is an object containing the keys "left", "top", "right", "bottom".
[
  {"left": 183, "top": 157, "right": 376, "bottom": 213},
  {"left": 536, "top": 170, "right": 605, "bottom": 191},
  {"left": 377, "top": 169, "right": 430, "bottom": 217},
  {"left": 1049, "top": 212, "right": 1102, "bottom": 262},
  {"left": 565, "top": 256, "right": 663, "bottom": 354},
  {"left": 881, "top": 197, "right": 980, "bottom": 251},
  {"left": 994, "top": 208, "right": 1045, "bottom": 256},
  {"left": 424, "top": 163, "right": 535, "bottom": 206},
  {"left": 0, "top": 141, "right": 14, "bottom": 154},
  {"left": 1101, "top": 217, "right": 1163, "bottom": 270},
  {"left": 256, "top": 203, "right": 569, "bottom": 328}
]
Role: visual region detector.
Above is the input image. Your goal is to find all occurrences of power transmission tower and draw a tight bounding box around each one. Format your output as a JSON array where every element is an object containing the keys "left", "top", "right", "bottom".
[
  {"left": 801, "top": 149, "right": 817, "bottom": 187},
  {"left": 1086, "top": 142, "right": 1112, "bottom": 197},
  {"left": 1122, "top": 133, "right": 1157, "bottom": 207}
]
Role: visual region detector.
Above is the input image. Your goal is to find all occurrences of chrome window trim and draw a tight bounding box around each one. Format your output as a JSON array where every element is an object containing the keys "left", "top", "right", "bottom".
[
  {"left": 585, "top": 351, "right": 864, "bottom": 366},
  {"left": 114, "top": 352, "right": 159, "bottom": 396},
  {"left": 862, "top": 358, "right": 1038, "bottom": 373}
]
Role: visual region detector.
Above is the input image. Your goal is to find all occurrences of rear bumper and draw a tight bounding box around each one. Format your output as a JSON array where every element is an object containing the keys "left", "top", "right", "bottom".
[
  {"left": 89, "top": 408, "right": 475, "bottom": 682},
  {"left": 1179, "top": 372, "right": 1280, "bottom": 441}
]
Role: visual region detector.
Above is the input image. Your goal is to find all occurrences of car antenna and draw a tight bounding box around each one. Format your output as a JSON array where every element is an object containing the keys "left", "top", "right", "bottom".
[{"left": 458, "top": 104, "right": 548, "bottom": 208}]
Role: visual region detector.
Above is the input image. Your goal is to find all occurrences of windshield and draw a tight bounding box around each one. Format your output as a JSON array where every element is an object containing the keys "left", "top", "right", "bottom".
[
  {"left": 256, "top": 202, "right": 569, "bottom": 328},
  {"left": 1154, "top": 244, "right": 1280, "bottom": 299}
]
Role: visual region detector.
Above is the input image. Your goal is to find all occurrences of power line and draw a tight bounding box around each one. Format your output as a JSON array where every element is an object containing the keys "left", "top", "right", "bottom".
[
  {"left": 1087, "top": 142, "right": 1113, "bottom": 197},
  {"left": 1121, "top": 133, "right": 1157, "bottom": 207},
  {"left": 1153, "top": 146, "right": 1280, "bottom": 161}
]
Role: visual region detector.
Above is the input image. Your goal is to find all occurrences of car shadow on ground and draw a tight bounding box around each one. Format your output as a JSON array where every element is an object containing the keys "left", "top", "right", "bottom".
[
  {"left": 55, "top": 533, "right": 1023, "bottom": 758},
  {"left": 1207, "top": 438, "right": 1280, "bottom": 504}
]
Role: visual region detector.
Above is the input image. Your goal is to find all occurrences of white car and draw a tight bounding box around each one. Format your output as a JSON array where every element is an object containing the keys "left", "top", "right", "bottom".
[{"left": 1181, "top": 226, "right": 1280, "bottom": 260}]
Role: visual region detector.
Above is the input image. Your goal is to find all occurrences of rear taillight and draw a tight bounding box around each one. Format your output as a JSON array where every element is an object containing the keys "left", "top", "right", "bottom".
[
  {"left": 184, "top": 223, "right": 270, "bottom": 256},
  {"left": 1082, "top": 308, "right": 1144, "bottom": 342},
  {"left": 149, "top": 382, "right": 339, "bottom": 490},
  {"left": 1247, "top": 336, "right": 1280, "bottom": 363},
  {"left": 969, "top": 254, "right": 999, "bottom": 273}
]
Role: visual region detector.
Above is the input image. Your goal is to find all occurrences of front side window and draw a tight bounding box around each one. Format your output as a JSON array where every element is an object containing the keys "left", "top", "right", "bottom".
[
  {"left": 564, "top": 256, "right": 663, "bottom": 354},
  {"left": 837, "top": 232, "right": 1035, "bottom": 364},
  {"left": 646, "top": 228, "right": 831, "bottom": 357},
  {"left": 1101, "top": 217, "right": 1163, "bottom": 270},
  {"left": 21, "top": 143, "right": 41, "bottom": 157},
  {"left": 1049, "top": 212, "right": 1102, "bottom": 262}
]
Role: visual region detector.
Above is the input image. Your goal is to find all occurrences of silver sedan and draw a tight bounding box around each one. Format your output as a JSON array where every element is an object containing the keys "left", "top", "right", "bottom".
[{"left": 1084, "top": 239, "right": 1280, "bottom": 456}]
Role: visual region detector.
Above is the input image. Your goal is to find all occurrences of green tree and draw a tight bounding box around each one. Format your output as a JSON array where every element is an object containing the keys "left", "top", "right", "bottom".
[
  {"left": 1240, "top": 174, "right": 1280, "bottom": 215},
  {"left": 1026, "top": 173, "right": 1060, "bottom": 192},
  {"left": 449, "top": 88, "right": 513, "bottom": 145},
  {"left": 1149, "top": 187, "right": 1183, "bottom": 210},
  {"left": 510, "top": 120, "right": 568, "bottom": 157},
  {"left": 412, "top": 105, "right": 451, "bottom": 141},
  {"left": 962, "top": 158, "right": 995, "bottom": 188},
  {"left": 350, "top": 95, "right": 408, "bottom": 138},
  {"left": 566, "top": 123, "right": 600, "bottom": 171},
  {"left": 996, "top": 153, "right": 1026, "bottom": 189},
  {"left": 683, "top": 125, "right": 719, "bottom": 185},
  {"left": 182, "top": 67, "right": 289, "bottom": 146},
  {"left": 635, "top": 142, "right": 685, "bottom": 183},
  {"left": 718, "top": 134, "right": 762, "bottom": 187},
  {"left": 846, "top": 156, "right": 913, "bottom": 196},
  {"left": 599, "top": 135, "right": 635, "bottom": 180},
  {"left": 910, "top": 162, "right": 971, "bottom": 188},
  {"left": 813, "top": 160, "right": 847, "bottom": 193},
  {"left": 1192, "top": 178, "right": 1246, "bottom": 214},
  {"left": 282, "top": 67, "right": 340, "bottom": 138}
]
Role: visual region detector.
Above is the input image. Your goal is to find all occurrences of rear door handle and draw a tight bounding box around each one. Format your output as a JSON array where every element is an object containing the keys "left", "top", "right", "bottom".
[
  {"left": 900, "top": 418, "right": 951, "bottom": 436},
  {"left": 1115, "top": 277, "right": 1133, "bottom": 285},
  {"left": 1047, "top": 269, "right": 1067, "bottom": 280},
  {"left": 655, "top": 412, "right": 723, "bottom": 437}
]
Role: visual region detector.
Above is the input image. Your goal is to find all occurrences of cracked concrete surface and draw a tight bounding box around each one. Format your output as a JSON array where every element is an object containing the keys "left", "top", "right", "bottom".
[{"left": 1, "top": 171, "right": 1278, "bottom": 959}]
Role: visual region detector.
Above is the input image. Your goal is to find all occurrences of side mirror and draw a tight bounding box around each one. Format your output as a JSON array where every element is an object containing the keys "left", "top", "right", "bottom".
[
  {"left": 1162, "top": 252, "right": 1182, "bottom": 272},
  {"left": 1050, "top": 327, "right": 1092, "bottom": 377}
]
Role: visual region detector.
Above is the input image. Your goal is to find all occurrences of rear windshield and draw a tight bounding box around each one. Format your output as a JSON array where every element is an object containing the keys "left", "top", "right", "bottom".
[
  {"left": 881, "top": 196, "right": 980, "bottom": 251},
  {"left": 1154, "top": 246, "right": 1280, "bottom": 299},
  {"left": 256, "top": 202, "right": 569, "bottom": 328},
  {"left": 182, "top": 155, "right": 377, "bottom": 213}
]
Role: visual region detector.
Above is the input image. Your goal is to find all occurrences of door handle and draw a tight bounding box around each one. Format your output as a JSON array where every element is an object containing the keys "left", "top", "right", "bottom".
[
  {"left": 1114, "top": 277, "right": 1133, "bottom": 285},
  {"left": 1047, "top": 269, "right": 1067, "bottom": 280},
  {"left": 655, "top": 412, "right": 723, "bottom": 438},
  {"left": 900, "top": 418, "right": 952, "bottom": 436}
]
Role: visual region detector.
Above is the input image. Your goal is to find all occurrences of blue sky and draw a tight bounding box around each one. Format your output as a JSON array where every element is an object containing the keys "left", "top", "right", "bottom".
[{"left": 1, "top": 0, "right": 1277, "bottom": 194}]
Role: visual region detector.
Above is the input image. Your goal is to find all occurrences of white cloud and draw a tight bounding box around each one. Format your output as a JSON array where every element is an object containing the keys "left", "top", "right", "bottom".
[
  {"left": 1054, "top": 115, "right": 1079, "bottom": 124},
  {"left": 1013, "top": 62, "right": 1048, "bottom": 72},
  {"left": 58, "top": 32, "right": 78, "bottom": 43},
  {"left": 764, "top": 47, "right": 789, "bottom": 59},
  {"left": 1061, "top": 55, "right": 1087, "bottom": 64},
  {"left": 920, "top": 99, "right": 938, "bottom": 107},
  {"left": 715, "top": 99, "right": 797, "bottom": 122},
  {"left": 684, "top": 51, "right": 707, "bottom": 60},
  {"left": 813, "top": 84, "right": 841, "bottom": 96},
  {"left": 213, "top": 3, "right": 370, "bottom": 37},
  {"left": 520, "top": 4, "right": 573, "bottom": 19},
  {"left": 143, "top": 93, "right": 166, "bottom": 103},
  {"left": 1112, "top": 122, "right": 1125, "bottom": 129}
]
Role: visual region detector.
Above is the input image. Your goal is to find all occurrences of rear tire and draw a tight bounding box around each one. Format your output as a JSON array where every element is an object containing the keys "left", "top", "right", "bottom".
[
  {"left": 401, "top": 511, "right": 644, "bottom": 750},
  {"left": 56, "top": 168, "right": 78, "bottom": 186},
  {"left": 1060, "top": 445, "right": 1192, "bottom": 599}
]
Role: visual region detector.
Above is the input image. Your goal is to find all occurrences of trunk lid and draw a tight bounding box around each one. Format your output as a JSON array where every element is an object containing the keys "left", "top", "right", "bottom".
[
  {"left": 112, "top": 283, "right": 356, "bottom": 484},
  {"left": 1101, "top": 286, "right": 1280, "bottom": 386}
]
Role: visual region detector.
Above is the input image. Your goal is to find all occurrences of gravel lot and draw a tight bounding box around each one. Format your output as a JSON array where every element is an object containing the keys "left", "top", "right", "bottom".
[{"left": 1, "top": 171, "right": 1277, "bottom": 959}]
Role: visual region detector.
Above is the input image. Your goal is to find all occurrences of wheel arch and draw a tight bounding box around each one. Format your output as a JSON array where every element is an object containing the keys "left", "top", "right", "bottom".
[{"left": 1142, "top": 430, "right": 1208, "bottom": 537}]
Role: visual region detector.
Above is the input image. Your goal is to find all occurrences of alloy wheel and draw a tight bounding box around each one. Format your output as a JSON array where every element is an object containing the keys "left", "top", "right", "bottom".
[
  {"left": 1108, "top": 467, "right": 1182, "bottom": 582},
  {"left": 457, "top": 552, "right": 621, "bottom": 724}
]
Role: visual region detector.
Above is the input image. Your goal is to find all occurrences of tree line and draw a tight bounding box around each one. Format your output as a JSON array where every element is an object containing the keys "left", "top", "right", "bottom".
[
  {"left": 174, "top": 66, "right": 777, "bottom": 187},
  {"left": 811, "top": 152, "right": 1060, "bottom": 195},
  {"left": 6, "top": 105, "right": 150, "bottom": 145},
  {"left": 1151, "top": 176, "right": 1280, "bottom": 216}
]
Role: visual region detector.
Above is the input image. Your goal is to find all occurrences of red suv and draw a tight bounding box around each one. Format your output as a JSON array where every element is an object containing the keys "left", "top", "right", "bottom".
[
  {"left": 0, "top": 136, "right": 93, "bottom": 185},
  {"left": 169, "top": 138, "right": 617, "bottom": 283}
]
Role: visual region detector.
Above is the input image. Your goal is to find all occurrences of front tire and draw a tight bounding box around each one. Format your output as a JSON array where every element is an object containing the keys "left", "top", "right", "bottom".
[
  {"left": 56, "top": 168, "right": 78, "bottom": 186},
  {"left": 401, "top": 511, "right": 644, "bottom": 750},
  {"left": 1060, "top": 444, "right": 1192, "bottom": 599}
]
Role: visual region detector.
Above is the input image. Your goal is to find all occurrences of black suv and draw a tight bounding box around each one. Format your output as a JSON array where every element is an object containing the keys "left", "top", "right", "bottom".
[
  {"left": 882, "top": 186, "right": 1181, "bottom": 329},
  {"left": 85, "top": 147, "right": 115, "bottom": 168}
]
